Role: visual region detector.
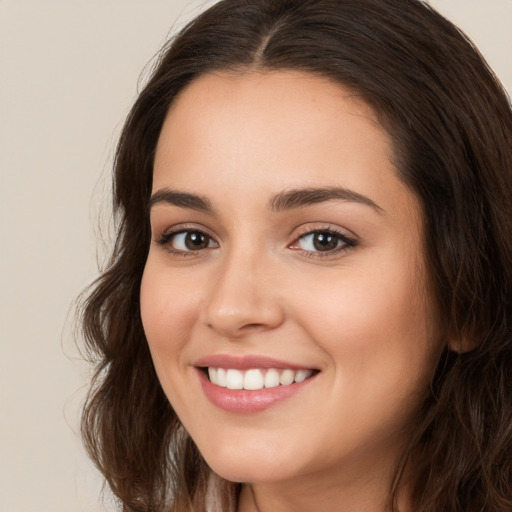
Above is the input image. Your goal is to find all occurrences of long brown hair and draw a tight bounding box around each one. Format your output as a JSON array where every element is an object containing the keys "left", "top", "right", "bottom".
[{"left": 79, "top": 0, "right": 512, "bottom": 510}]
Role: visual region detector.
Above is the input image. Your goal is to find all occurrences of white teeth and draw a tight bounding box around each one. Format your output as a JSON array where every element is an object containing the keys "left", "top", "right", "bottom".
[
  {"left": 244, "top": 369, "right": 264, "bottom": 390},
  {"left": 216, "top": 368, "right": 227, "bottom": 387},
  {"left": 226, "top": 369, "right": 244, "bottom": 389},
  {"left": 264, "top": 368, "right": 280, "bottom": 388},
  {"left": 208, "top": 367, "right": 217, "bottom": 383},
  {"left": 207, "top": 367, "right": 314, "bottom": 390},
  {"left": 209, "top": 367, "right": 228, "bottom": 387},
  {"left": 295, "top": 369, "right": 313, "bottom": 383},
  {"left": 279, "top": 369, "right": 295, "bottom": 386}
]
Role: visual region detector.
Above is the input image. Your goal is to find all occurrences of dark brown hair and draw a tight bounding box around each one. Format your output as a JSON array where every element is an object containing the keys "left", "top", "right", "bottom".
[{"left": 79, "top": 0, "right": 512, "bottom": 510}]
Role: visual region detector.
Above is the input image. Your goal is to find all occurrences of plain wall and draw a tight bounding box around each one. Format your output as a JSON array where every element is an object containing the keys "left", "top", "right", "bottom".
[{"left": 1, "top": 1, "right": 510, "bottom": 511}]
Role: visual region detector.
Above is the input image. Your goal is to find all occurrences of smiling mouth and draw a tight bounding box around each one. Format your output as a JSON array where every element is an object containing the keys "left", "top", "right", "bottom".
[{"left": 206, "top": 367, "right": 317, "bottom": 390}]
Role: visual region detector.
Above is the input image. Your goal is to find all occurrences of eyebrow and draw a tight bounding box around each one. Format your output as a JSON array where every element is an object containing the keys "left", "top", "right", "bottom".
[
  {"left": 148, "top": 186, "right": 382, "bottom": 215},
  {"left": 269, "top": 187, "right": 383, "bottom": 213},
  {"left": 148, "top": 189, "right": 215, "bottom": 214}
]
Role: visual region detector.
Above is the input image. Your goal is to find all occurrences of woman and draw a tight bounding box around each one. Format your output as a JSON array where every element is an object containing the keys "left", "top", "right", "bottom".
[{"left": 80, "top": 0, "right": 512, "bottom": 510}]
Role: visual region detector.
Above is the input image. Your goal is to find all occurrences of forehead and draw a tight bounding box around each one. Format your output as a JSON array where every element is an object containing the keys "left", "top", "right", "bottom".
[
  {"left": 158, "top": 70, "right": 384, "bottom": 152},
  {"left": 153, "top": 70, "right": 418, "bottom": 224},
  {"left": 167, "top": 69, "right": 380, "bottom": 122}
]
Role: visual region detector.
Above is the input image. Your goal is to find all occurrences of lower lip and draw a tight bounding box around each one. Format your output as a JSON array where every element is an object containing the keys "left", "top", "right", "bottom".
[{"left": 197, "top": 369, "right": 316, "bottom": 413}]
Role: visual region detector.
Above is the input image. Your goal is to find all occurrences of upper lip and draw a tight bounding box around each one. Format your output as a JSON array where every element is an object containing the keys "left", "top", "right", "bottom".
[{"left": 193, "top": 354, "right": 317, "bottom": 371}]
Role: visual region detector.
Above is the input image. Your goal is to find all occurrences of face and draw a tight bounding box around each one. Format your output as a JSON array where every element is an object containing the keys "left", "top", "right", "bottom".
[{"left": 141, "top": 71, "right": 440, "bottom": 492}]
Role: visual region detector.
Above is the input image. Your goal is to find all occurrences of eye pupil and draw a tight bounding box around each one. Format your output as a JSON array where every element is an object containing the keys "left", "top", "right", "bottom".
[
  {"left": 185, "top": 231, "right": 209, "bottom": 250},
  {"left": 313, "top": 232, "right": 338, "bottom": 251}
]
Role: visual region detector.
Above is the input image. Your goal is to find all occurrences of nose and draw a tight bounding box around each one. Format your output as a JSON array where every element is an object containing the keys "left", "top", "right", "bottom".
[{"left": 203, "top": 249, "right": 285, "bottom": 338}]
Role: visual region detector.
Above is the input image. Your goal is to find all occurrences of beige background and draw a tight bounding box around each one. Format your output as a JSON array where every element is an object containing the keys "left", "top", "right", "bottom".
[{"left": 1, "top": 1, "right": 511, "bottom": 511}]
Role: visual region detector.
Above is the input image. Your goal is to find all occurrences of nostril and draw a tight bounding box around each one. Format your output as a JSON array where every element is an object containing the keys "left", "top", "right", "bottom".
[
  {"left": 244, "top": 323, "right": 266, "bottom": 330},
  {"left": 205, "top": 321, "right": 268, "bottom": 336}
]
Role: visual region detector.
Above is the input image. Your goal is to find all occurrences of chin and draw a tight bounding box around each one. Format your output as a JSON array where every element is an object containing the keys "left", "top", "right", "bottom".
[
  {"left": 209, "top": 462, "right": 287, "bottom": 484},
  {"left": 201, "top": 445, "right": 299, "bottom": 484}
]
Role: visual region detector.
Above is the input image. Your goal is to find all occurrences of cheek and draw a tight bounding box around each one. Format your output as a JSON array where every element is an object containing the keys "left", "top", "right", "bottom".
[
  {"left": 301, "top": 266, "right": 424, "bottom": 333},
  {"left": 296, "top": 272, "right": 436, "bottom": 453},
  {"left": 140, "top": 260, "right": 200, "bottom": 368},
  {"left": 294, "top": 257, "right": 435, "bottom": 387}
]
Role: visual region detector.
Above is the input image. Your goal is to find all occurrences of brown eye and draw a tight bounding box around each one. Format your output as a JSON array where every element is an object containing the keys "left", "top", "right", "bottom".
[
  {"left": 183, "top": 231, "right": 210, "bottom": 250},
  {"left": 297, "top": 231, "right": 344, "bottom": 252},
  {"left": 158, "top": 230, "right": 218, "bottom": 252},
  {"left": 311, "top": 232, "right": 339, "bottom": 251},
  {"left": 291, "top": 229, "right": 357, "bottom": 257}
]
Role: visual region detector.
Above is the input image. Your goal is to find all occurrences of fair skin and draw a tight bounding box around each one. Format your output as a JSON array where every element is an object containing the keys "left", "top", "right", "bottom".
[{"left": 140, "top": 70, "right": 440, "bottom": 512}]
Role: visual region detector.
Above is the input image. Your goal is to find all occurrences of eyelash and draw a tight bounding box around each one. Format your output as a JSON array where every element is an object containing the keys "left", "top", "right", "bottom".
[
  {"left": 156, "top": 227, "right": 218, "bottom": 257},
  {"left": 291, "top": 227, "right": 357, "bottom": 259},
  {"left": 155, "top": 226, "right": 358, "bottom": 259}
]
